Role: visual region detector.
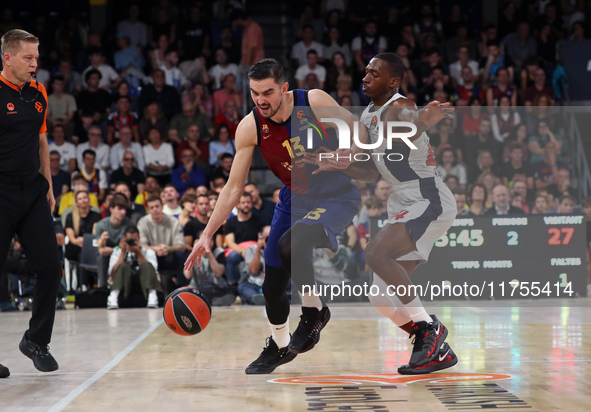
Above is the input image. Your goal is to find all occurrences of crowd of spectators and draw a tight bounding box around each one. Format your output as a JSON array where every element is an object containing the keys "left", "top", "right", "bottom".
[{"left": 1, "top": 0, "right": 591, "bottom": 310}]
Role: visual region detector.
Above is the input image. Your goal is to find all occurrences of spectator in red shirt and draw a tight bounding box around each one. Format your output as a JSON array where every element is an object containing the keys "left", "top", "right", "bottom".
[
  {"left": 523, "top": 68, "right": 555, "bottom": 106},
  {"left": 214, "top": 99, "right": 243, "bottom": 140},
  {"left": 107, "top": 96, "right": 140, "bottom": 144},
  {"left": 213, "top": 73, "right": 243, "bottom": 117}
]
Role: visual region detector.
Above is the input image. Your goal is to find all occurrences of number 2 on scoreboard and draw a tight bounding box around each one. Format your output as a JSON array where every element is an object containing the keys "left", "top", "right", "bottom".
[{"left": 507, "top": 231, "right": 518, "bottom": 245}]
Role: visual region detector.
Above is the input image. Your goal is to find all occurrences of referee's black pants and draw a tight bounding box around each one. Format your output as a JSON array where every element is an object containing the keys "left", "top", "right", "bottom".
[{"left": 0, "top": 173, "right": 61, "bottom": 346}]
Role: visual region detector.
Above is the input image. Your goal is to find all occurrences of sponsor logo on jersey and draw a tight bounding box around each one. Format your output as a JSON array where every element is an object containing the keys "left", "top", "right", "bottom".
[
  {"left": 7, "top": 102, "right": 14, "bottom": 111},
  {"left": 35, "top": 102, "right": 43, "bottom": 113}
]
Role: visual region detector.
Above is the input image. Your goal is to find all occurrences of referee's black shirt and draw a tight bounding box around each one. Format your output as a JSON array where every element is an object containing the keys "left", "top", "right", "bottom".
[{"left": 0, "top": 74, "right": 48, "bottom": 177}]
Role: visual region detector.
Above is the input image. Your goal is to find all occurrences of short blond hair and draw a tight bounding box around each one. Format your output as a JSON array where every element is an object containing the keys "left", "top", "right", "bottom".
[{"left": 1, "top": 29, "right": 39, "bottom": 55}]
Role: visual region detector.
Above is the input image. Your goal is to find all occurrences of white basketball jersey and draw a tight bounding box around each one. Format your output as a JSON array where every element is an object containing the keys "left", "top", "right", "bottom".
[{"left": 360, "top": 93, "right": 439, "bottom": 185}]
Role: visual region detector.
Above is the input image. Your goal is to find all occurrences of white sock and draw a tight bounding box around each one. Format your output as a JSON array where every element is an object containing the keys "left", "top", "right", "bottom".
[
  {"left": 269, "top": 320, "right": 290, "bottom": 348},
  {"left": 109, "top": 289, "right": 120, "bottom": 299},
  {"left": 300, "top": 285, "right": 323, "bottom": 310},
  {"left": 369, "top": 275, "right": 412, "bottom": 327},
  {"left": 404, "top": 296, "right": 433, "bottom": 324}
]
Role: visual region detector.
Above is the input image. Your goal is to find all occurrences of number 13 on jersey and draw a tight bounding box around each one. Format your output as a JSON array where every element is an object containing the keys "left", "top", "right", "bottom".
[{"left": 282, "top": 136, "right": 305, "bottom": 158}]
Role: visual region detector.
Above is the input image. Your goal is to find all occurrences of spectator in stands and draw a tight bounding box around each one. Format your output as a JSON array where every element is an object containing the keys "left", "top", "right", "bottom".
[
  {"left": 329, "top": 73, "right": 359, "bottom": 106},
  {"left": 465, "top": 118, "right": 501, "bottom": 177},
  {"left": 303, "top": 73, "right": 320, "bottom": 90},
  {"left": 445, "top": 23, "right": 476, "bottom": 65},
  {"left": 430, "top": 117, "right": 461, "bottom": 161},
  {"left": 208, "top": 47, "right": 239, "bottom": 90},
  {"left": 175, "top": 124, "right": 208, "bottom": 168},
  {"left": 511, "top": 179, "right": 531, "bottom": 213},
  {"left": 479, "top": 40, "right": 513, "bottom": 85},
  {"left": 107, "top": 225, "right": 162, "bottom": 310},
  {"left": 71, "top": 111, "right": 95, "bottom": 145},
  {"left": 172, "top": 148, "right": 208, "bottom": 196},
  {"left": 95, "top": 194, "right": 134, "bottom": 288},
  {"left": 77, "top": 69, "right": 112, "bottom": 123},
  {"left": 48, "top": 125, "right": 77, "bottom": 174},
  {"left": 161, "top": 184, "right": 182, "bottom": 217},
  {"left": 324, "top": 26, "right": 352, "bottom": 67},
  {"left": 484, "top": 184, "right": 525, "bottom": 215},
  {"left": 529, "top": 120, "right": 567, "bottom": 164},
  {"left": 210, "top": 153, "right": 233, "bottom": 183},
  {"left": 467, "top": 183, "right": 488, "bottom": 216},
  {"left": 546, "top": 168, "right": 577, "bottom": 201},
  {"left": 413, "top": 4, "right": 443, "bottom": 43},
  {"left": 490, "top": 96, "right": 521, "bottom": 143},
  {"left": 144, "top": 127, "right": 174, "bottom": 186},
  {"left": 135, "top": 176, "right": 161, "bottom": 208},
  {"left": 419, "top": 66, "right": 453, "bottom": 105},
  {"left": 504, "top": 22, "right": 537, "bottom": 69},
  {"left": 437, "top": 148, "right": 467, "bottom": 190},
  {"left": 150, "top": 34, "right": 169, "bottom": 72},
  {"left": 569, "top": 21, "right": 586, "bottom": 41},
  {"left": 555, "top": 195, "right": 575, "bottom": 214},
  {"left": 169, "top": 101, "right": 214, "bottom": 144},
  {"left": 110, "top": 125, "right": 145, "bottom": 169},
  {"left": 78, "top": 149, "right": 107, "bottom": 203},
  {"left": 139, "top": 69, "right": 181, "bottom": 121},
  {"left": 295, "top": 50, "right": 326, "bottom": 90},
  {"left": 478, "top": 172, "right": 500, "bottom": 208},
  {"left": 523, "top": 68, "right": 555, "bottom": 106},
  {"left": 214, "top": 100, "right": 242, "bottom": 140},
  {"left": 444, "top": 175, "right": 459, "bottom": 191},
  {"left": 462, "top": 97, "right": 486, "bottom": 139},
  {"left": 486, "top": 68, "right": 516, "bottom": 107},
  {"left": 178, "top": 5, "right": 210, "bottom": 60},
  {"left": 139, "top": 100, "right": 168, "bottom": 142},
  {"left": 114, "top": 33, "right": 146, "bottom": 90},
  {"left": 57, "top": 59, "right": 83, "bottom": 95},
  {"left": 184, "top": 83, "right": 214, "bottom": 119},
  {"left": 326, "top": 51, "right": 354, "bottom": 94},
  {"left": 47, "top": 75, "right": 77, "bottom": 135},
  {"left": 534, "top": 141, "right": 567, "bottom": 190},
  {"left": 453, "top": 188, "right": 474, "bottom": 217},
  {"left": 117, "top": 4, "right": 147, "bottom": 49},
  {"left": 532, "top": 193, "right": 550, "bottom": 214},
  {"left": 58, "top": 176, "right": 99, "bottom": 217},
  {"left": 209, "top": 124, "right": 235, "bottom": 167},
  {"left": 244, "top": 182, "right": 275, "bottom": 226},
  {"left": 177, "top": 193, "right": 197, "bottom": 228},
  {"left": 138, "top": 196, "right": 186, "bottom": 290},
  {"left": 160, "top": 49, "right": 191, "bottom": 92},
  {"left": 231, "top": 10, "right": 264, "bottom": 69},
  {"left": 213, "top": 74, "right": 242, "bottom": 117},
  {"left": 107, "top": 96, "right": 140, "bottom": 145},
  {"left": 184, "top": 194, "right": 224, "bottom": 251},
  {"left": 149, "top": 7, "right": 176, "bottom": 49},
  {"left": 110, "top": 150, "right": 146, "bottom": 200},
  {"left": 525, "top": 94, "right": 558, "bottom": 133},
  {"left": 352, "top": 20, "right": 387, "bottom": 74},
  {"left": 82, "top": 47, "right": 122, "bottom": 90},
  {"left": 50, "top": 151, "right": 70, "bottom": 210},
  {"left": 184, "top": 244, "right": 235, "bottom": 306},
  {"left": 224, "top": 192, "right": 266, "bottom": 286},
  {"left": 64, "top": 190, "right": 102, "bottom": 287},
  {"left": 500, "top": 144, "right": 534, "bottom": 188},
  {"left": 502, "top": 124, "right": 530, "bottom": 163},
  {"left": 111, "top": 182, "right": 145, "bottom": 224},
  {"left": 290, "top": 25, "right": 323, "bottom": 68},
  {"left": 453, "top": 66, "right": 485, "bottom": 106},
  {"left": 238, "top": 228, "right": 268, "bottom": 305},
  {"left": 419, "top": 48, "right": 449, "bottom": 85},
  {"left": 77, "top": 126, "right": 110, "bottom": 173}
]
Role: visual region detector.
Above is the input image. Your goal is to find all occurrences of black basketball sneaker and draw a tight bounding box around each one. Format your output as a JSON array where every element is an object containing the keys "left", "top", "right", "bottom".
[
  {"left": 0, "top": 363, "right": 9, "bottom": 378},
  {"left": 398, "top": 342, "right": 458, "bottom": 375},
  {"left": 245, "top": 336, "right": 297, "bottom": 374},
  {"left": 288, "top": 307, "right": 331, "bottom": 354},
  {"left": 407, "top": 315, "right": 448, "bottom": 367}
]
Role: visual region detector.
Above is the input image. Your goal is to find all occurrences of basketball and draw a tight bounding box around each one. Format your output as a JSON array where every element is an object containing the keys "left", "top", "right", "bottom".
[{"left": 163, "top": 287, "right": 212, "bottom": 336}]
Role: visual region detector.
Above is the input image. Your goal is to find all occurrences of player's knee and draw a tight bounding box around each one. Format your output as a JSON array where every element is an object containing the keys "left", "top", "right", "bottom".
[
  {"left": 277, "top": 232, "right": 292, "bottom": 267},
  {"left": 365, "top": 241, "right": 383, "bottom": 267}
]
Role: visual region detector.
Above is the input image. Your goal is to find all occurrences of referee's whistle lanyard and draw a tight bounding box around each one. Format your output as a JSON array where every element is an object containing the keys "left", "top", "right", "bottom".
[{"left": 0, "top": 72, "right": 40, "bottom": 103}]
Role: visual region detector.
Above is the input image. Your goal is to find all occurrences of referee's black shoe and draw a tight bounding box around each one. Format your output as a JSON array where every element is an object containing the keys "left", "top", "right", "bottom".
[
  {"left": 19, "top": 333, "right": 59, "bottom": 372},
  {"left": 0, "top": 363, "right": 9, "bottom": 378},
  {"left": 245, "top": 336, "right": 297, "bottom": 374},
  {"left": 289, "top": 307, "right": 331, "bottom": 354}
]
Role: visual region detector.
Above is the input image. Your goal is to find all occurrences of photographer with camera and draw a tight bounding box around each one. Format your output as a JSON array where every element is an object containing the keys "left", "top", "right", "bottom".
[{"left": 106, "top": 225, "right": 162, "bottom": 309}]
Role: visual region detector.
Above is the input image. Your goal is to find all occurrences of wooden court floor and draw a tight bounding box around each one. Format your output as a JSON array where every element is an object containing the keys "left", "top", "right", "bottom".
[{"left": 1, "top": 300, "right": 590, "bottom": 411}]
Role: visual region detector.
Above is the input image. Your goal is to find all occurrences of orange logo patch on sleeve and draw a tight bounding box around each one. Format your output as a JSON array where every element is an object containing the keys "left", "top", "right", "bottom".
[{"left": 35, "top": 102, "right": 43, "bottom": 112}]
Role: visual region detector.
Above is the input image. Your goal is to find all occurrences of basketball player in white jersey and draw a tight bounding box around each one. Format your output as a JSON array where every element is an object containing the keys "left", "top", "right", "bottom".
[{"left": 359, "top": 53, "right": 458, "bottom": 374}]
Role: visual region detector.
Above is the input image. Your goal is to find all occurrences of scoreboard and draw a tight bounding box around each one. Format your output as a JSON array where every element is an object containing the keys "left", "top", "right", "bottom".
[{"left": 370, "top": 215, "right": 587, "bottom": 300}]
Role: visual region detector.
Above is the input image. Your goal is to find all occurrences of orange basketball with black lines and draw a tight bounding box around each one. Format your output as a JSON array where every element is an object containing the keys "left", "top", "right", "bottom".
[{"left": 163, "top": 287, "right": 211, "bottom": 336}]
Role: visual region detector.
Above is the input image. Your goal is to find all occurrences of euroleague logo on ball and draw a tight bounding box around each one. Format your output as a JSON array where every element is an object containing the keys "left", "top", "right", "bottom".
[{"left": 296, "top": 110, "right": 306, "bottom": 120}]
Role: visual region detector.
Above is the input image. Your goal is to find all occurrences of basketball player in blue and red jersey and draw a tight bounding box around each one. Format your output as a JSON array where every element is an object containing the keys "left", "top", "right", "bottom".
[
  {"left": 185, "top": 58, "right": 378, "bottom": 374},
  {"left": 359, "top": 53, "right": 458, "bottom": 374}
]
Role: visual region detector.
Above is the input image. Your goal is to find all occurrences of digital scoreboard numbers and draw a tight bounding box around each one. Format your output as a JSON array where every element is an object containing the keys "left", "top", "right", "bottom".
[{"left": 370, "top": 215, "right": 587, "bottom": 300}]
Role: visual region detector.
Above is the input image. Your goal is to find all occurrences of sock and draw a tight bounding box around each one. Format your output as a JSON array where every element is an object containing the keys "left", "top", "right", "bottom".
[
  {"left": 269, "top": 320, "right": 290, "bottom": 348},
  {"left": 404, "top": 296, "right": 433, "bottom": 324},
  {"left": 368, "top": 275, "right": 412, "bottom": 327},
  {"left": 300, "top": 285, "right": 323, "bottom": 310}
]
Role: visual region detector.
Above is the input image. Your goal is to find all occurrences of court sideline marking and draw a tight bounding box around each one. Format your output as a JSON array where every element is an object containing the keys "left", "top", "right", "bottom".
[{"left": 47, "top": 319, "right": 163, "bottom": 412}]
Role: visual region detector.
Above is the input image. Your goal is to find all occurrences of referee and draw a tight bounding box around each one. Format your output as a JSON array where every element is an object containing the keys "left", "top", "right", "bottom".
[{"left": 0, "top": 29, "right": 61, "bottom": 378}]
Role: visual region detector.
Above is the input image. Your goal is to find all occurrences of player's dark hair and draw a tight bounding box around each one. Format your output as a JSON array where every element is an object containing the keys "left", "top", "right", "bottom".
[
  {"left": 374, "top": 52, "right": 405, "bottom": 82},
  {"left": 124, "top": 225, "right": 139, "bottom": 235},
  {"left": 247, "top": 58, "right": 285, "bottom": 84}
]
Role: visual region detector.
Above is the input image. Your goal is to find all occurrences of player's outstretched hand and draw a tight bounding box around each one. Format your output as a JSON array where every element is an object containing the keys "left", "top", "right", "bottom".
[
  {"left": 419, "top": 101, "right": 454, "bottom": 127},
  {"left": 302, "top": 147, "right": 354, "bottom": 175},
  {"left": 184, "top": 235, "right": 212, "bottom": 271}
]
